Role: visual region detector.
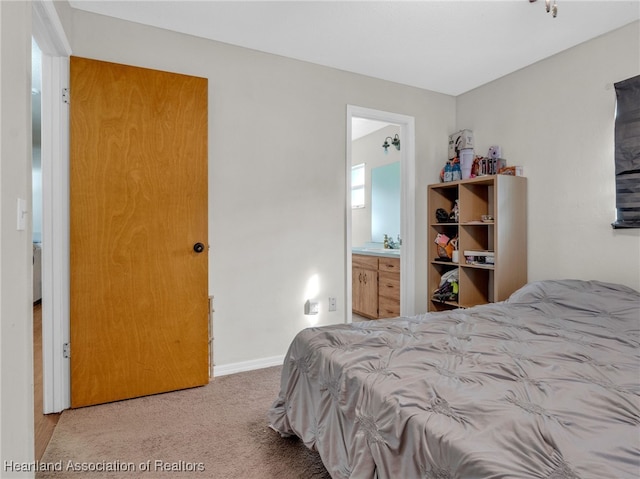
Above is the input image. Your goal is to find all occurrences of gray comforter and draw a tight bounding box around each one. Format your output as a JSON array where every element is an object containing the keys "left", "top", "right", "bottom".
[{"left": 268, "top": 280, "right": 640, "bottom": 478}]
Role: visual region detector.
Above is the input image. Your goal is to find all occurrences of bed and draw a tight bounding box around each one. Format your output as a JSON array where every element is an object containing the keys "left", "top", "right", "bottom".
[{"left": 268, "top": 280, "right": 640, "bottom": 478}]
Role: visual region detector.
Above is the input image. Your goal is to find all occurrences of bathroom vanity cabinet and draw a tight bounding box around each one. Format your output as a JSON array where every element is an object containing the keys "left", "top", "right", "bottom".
[{"left": 352, "top": 254, "right": 400, "bottom": 319}]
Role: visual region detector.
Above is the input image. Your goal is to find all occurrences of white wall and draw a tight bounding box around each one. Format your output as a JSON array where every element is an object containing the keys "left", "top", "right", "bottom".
[
  {"left": 351, "top": 124, "right": 401, "bottom": 247},
  {"left": 60, "top": 6, "right": 455, "bottom": 367},
  {"left": 457, "top": 21, "right": 640, "bottom": 292},
  {"left": 0, "top": 1, "right": 36, "bottom": 476}
]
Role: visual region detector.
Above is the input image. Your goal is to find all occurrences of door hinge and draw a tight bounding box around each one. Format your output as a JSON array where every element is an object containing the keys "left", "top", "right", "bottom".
[
  {"left": 63, "top": 342, "right": 70, "bottom": 358},
  {"left": 62, "top": 88, "right": 70, "bottom": 104}
]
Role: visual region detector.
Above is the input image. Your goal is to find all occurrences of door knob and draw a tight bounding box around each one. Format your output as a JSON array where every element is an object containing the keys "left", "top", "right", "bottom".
[{"left": 193, "top": 242, "right": 205, "bottom": 253}]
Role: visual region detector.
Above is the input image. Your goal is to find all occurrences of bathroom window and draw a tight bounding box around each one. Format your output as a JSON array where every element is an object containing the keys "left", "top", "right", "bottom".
[{"left": 352, "top": 163, "right": 365, "bottom": 209}]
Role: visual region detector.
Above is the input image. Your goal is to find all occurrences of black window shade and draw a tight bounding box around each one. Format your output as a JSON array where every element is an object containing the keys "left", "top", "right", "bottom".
[{"left": 613, "top": 75, "right": 640, "bottom": 229}]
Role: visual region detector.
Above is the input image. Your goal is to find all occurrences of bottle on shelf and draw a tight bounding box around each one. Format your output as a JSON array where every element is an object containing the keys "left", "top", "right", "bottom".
[
  {"left": 452, "top": 160, "right": 462, "bottom": 181},
  {"left": 443, "top": 161, "right": 452, "bottom": 182}
]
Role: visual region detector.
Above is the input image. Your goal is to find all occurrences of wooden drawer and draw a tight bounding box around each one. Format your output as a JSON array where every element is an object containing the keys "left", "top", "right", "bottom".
[
  {"left": 378, "top": 257, "right": 400, "bottom": 273},
  {"left": 378, "top": 271, "right": 400, "bottom": 299},
  {"left": 378, "top": 295, "right": 400, "bottom": 318},
  {"left": 353, "top": 254, "right": 379, "bottom": 270}
]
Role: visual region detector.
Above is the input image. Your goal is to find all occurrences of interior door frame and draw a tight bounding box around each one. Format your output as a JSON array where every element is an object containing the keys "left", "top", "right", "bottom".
[
  {"left": 346, "top": 105, "right": 416, "bottom": 322},
  {"left": 33, "top": 0, "right": 72, "bottom": 413}
]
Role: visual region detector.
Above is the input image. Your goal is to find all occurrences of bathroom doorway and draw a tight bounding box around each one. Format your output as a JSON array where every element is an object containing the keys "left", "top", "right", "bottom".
[{"left": 346, "top": 106, "right": 415, "bottom": 323}]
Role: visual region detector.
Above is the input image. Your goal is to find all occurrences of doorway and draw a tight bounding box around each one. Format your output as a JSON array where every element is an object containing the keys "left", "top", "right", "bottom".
[
  {"left": 32, "top": 0, "right": 72, "bottom": 414},
  {"left": 31, "top": 36, "right": 61, "bottom": 461},
  {"left": 346, "top": 106, "right": 416, "bottom": 323}
]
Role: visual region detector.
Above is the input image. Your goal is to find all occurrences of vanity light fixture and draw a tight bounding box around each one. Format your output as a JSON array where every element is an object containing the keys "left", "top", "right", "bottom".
[
  {"left": 529, "top": 0, "right": 558, "bottom": 18},
  {"left": 382, "top": 134, "right": 401, "bottom": 154}
]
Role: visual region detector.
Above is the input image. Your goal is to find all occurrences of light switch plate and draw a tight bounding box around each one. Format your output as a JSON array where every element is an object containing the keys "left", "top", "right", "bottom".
[
  {"left": 328, "top": 297, "right": 337, "bottom": 311},
  {"left": 16, "top": 198, "right": 27, "bottom": 231}
]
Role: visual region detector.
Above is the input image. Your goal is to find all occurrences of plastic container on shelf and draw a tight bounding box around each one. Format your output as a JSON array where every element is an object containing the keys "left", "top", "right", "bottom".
[
  {"left": 443, "top": 161, "right": 453, "bottom": 182},
  {"left": 460, "top": 149, "right": 474, "bottom": 179},
  {"left": 452, "top": 161, "right": 462, "bottom": 181}
]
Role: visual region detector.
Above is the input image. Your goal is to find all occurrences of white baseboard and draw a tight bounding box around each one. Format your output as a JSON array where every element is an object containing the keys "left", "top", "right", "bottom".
[{"left": 213, "top": 355, "right": 285, "bottom": 377}]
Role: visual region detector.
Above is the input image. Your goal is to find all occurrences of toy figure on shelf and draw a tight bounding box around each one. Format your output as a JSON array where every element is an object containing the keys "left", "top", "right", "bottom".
[
  {"left": 452, "top": 199, "right": 459, "bottom": 222},
  {"left": 472, "top": 156, "right": 482, "bottom": 177}
]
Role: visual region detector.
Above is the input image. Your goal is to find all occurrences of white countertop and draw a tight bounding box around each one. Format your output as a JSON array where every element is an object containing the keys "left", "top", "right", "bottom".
[{"left": 352, "top": 247, "right": 401, "bottom": 258}]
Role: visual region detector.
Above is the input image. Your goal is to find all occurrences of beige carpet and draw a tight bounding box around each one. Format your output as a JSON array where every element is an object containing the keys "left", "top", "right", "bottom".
[{"left": 37, "top": 366, "right": 330, "bottom": 479}]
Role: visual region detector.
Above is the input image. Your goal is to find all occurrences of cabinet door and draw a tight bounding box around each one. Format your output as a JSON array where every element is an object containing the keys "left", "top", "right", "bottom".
[
  {"left": 360, "top": 269, "right": 379, "bottom": 318},
  {"left": 353, "top": 266, "right": 378, "bottom": 319}
]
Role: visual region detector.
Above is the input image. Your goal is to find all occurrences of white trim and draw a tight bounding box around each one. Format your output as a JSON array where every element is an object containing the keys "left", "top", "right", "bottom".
[
  {"left": 33, "top": 0, "right": 71, "bottom": 413},
  {"left": 346, "top": 116, "right": 354, "bottom": 322},
  {"left": 346, "top": 106, "right": 416, "bottom": 323},
  {"left": 41, "top": 55, "right": 70, "bottom": 413},
  {"left": 213, "top": 355, "right": 285, "bottom": 377},
  {"left": 32, "top": 0, "right": 71, "bottom": 57}
]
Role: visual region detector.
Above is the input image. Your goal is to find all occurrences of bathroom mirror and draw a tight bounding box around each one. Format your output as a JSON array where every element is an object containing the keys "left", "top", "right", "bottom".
[{"left": 371, "top": 162, "right": 400, "bottom": 243}]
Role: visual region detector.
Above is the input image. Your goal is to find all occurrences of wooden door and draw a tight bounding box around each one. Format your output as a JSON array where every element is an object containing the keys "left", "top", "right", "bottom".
[
  {"left": 69, "top": 57, "right": 209, "bottom": 408},
  {"left": 353, "top": 267, "right": 378, "bottom": 319},
  {"left": 352, "top": 255, "right": 379, "bottom": 319}
]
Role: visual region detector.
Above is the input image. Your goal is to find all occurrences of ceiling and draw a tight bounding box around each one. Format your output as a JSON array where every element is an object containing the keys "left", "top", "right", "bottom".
[
  {"left": 352, "top": 118, "right": 395, "bottom": 140},
  {"left": 67, "top": 0, "right": 639, "bottom": 96}
]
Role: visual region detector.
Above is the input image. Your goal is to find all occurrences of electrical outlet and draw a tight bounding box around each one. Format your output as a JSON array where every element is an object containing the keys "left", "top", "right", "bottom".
[
  {"left": 328, "top": 297, "right": 337, "bottom": 312},
  {"left": 305, "top": 300, "right": 319, "bottom": 315}
]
